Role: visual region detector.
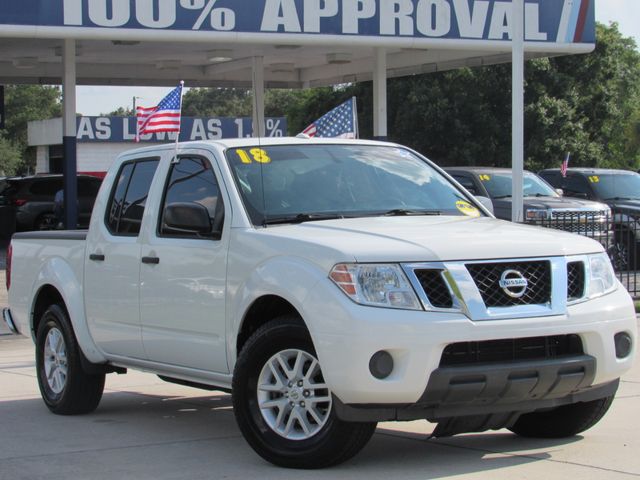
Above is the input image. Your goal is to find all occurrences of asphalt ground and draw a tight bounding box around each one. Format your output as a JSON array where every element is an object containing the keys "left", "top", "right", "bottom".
[{"left": 1, "top": 272, "right": 639, "bottom": 478}]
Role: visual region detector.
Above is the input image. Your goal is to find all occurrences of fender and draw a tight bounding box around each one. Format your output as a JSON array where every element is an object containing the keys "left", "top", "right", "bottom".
[
  {"left": 31, "top": 257, "right": 107, "bottom": 364},
  {"left": 227, "top": 255, "right": 327, "bottom": 369}
]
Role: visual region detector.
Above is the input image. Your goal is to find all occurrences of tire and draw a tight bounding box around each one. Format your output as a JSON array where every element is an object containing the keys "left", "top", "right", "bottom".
[
  {"left": 35, "top": 304, "right": 105, "bottom": 415},
  {"left": 232, "top": 316, "right": 377, "bottom": 469},
  {"left": 509, "top": 395, "right": 615, "bottom": 438}
]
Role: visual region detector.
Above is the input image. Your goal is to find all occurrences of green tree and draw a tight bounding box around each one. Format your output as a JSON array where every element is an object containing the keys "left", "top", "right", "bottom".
[
  {"left": 1, "top": 85, "right": 61, "bottom": 173},
  {"left": 0, "top": 138, "right": 22, "bottom": 176}
]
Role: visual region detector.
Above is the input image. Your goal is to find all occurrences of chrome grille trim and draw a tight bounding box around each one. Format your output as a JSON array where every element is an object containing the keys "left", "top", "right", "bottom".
[{"left": 403, "top": 256, "right": 580, "bottom": 321}]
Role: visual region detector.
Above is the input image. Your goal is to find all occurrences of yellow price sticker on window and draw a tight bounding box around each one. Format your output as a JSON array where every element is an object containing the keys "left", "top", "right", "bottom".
[
  {"left": 236, "top": 148, "right": 271, "bottom": 164},
  {"left": 456, "top": 200, "right": 480, "bottom": 217},
  {"left": 588, "top": 175, "right": 600, "bottom": 183},
  {"left": 479, "top": 174, "right": 491, "bottom": 181}
]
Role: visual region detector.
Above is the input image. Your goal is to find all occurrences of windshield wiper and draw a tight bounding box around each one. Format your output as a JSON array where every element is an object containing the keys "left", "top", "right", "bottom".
[
  {"left": 604, "top": 197, "right": 639, "bottom": 201},
  {"left": 492, "top": 195, "right": 512, "bottom": 199},
  {"left": 382, "top": 209, "right": 441, "bottom": 216},
  {"left": 263, "top": 213, "right": 345, "bottom": 225}
]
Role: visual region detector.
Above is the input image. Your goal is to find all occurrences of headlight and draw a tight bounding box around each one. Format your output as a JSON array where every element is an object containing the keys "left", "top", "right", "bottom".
[
  {"left": 526, "top": 208, "right": 548, "bottom": 220},
  {"left": 587, "top": 253, "right": 616, "bottom": 298},
  {"left": 329, "top": 263, "right": 422, "bottom": 310}
]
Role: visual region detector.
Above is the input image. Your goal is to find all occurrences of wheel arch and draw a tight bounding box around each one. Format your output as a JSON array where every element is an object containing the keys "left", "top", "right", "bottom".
[
  {"left": 236, "top": 295, "right": 304, "bottom": 357},
  {"left": 29, "top": 258, "right": 107, "bottom": 364}
]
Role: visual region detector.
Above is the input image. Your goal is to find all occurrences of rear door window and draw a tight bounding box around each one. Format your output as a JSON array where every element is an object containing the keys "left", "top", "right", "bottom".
[{"left": 106, "top": 159, "right": 159, "bottom": 236}]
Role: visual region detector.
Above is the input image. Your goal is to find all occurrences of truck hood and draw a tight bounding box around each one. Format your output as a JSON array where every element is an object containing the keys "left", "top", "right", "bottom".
[{"left": 260, "top": 216, "right": 604, "bottom": 264}]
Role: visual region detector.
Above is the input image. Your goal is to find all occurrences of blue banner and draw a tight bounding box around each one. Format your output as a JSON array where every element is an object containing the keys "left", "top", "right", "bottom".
[
  {"left": 75, "top": 116, "right": 287, "bottom": 143},
  {"left": 0, "top": 0, "right": 595, "bottom": 43}
]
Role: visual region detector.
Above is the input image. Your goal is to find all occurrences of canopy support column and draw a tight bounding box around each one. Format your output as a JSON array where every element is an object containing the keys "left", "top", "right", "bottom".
[
  {"left": 62, "top": 39, "right": 78, "bottom": 229},
  {"left": 373, "top": 48, "right": 388, "bottom": 141},
  {"left": 511, "top": 0, "right": 525, "bottom": 223},
  {"left": 252, "top": 56, "right": 265, "bottom": 138}
]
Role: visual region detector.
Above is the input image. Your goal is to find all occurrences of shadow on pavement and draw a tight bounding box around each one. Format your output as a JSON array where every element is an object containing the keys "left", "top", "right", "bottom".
[{"left": 0, "top": 389, "right": 582, "bottom": 480}]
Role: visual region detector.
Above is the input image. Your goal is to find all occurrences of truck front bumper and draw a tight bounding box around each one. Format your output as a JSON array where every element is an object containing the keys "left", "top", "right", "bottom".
[{"left": 305, "top": 283, "right": 636, "bottom": 406}]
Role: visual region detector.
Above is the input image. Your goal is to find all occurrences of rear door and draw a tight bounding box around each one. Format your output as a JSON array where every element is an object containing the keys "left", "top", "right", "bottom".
[
  {"left": 139, "top": 152, "right": 230, "bottom": 373},
  {"left": 84, "top": 158, "right": 160, "bottom": 359}
]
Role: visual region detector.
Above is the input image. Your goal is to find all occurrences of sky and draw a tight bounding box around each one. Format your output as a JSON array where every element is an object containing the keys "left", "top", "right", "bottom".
[{"left": 76, "top": 1, "right": 640, "bottom": 116}]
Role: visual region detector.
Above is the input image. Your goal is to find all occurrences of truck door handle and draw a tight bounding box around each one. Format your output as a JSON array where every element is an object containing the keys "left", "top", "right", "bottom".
[
  {"left": 141, "top": 256, "right": 160, "bottom": 265},
  {"left": 89, "top": 254, "right": 105, "bottom": 262}
]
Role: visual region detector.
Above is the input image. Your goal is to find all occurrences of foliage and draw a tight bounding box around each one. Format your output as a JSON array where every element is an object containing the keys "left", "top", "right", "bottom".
[
  {"left": 0, "top": 85, "right": 61, "bottom": 174},
  {"left": 0, "top": 138, "right": 22, "bottom": 176},
  {"left": 292, "top": 23, "right": 640, "bottom": 172}
]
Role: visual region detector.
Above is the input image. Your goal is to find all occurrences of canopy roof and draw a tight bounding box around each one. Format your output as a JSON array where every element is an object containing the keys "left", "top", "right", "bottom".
[{"left": 0, "top": 0, "right": 596, "bottom": 88}]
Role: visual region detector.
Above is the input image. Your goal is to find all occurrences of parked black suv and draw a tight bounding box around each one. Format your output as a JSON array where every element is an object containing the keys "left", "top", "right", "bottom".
[
  {"left": 445, "top": 167, "right": 611, "bottom": 243},
  {"left": 539, "top": 168, "right": 640, "bottom": 269},
  {"left": 0, "top": 175, "right": 102, "bottom": 231}
]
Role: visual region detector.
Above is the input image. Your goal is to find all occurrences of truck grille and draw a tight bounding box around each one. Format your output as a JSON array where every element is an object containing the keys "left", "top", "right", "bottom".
[
  {"left": 414, "top": 269, "right": 453, "bottom": 308},
  {"left": 440, "top": 334, "right": 584, "bottom": 366},
  {"left": 530, "top": 211, "right": 609, "bottom": 235},
  {"left": 466, "top": 261, "right": 551, "bottom": 307},
  {"left": 567, "top": 261, "right": 586, "bottom": 301}
]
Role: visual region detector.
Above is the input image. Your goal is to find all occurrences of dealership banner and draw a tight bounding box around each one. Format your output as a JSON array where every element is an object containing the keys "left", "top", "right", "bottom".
[
  {"left": 75, "top": 116, "right": 287, "bottom": 143},
  {"left": 0, "top": 0, "right": 595, "bottom": 43}
]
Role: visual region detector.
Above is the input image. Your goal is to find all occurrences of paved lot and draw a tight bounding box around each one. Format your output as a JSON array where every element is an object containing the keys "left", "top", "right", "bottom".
[{"left": 1, "top": 273, "right": 639, "bottom": 478}]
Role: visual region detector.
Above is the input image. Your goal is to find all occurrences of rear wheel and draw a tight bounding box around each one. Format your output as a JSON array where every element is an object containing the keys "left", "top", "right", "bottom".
[
  {"left": 232, "top": 316, "right": 377, "bottom": 469},
  {"left": 35, "top": 304, "right": 105, "bottom": 414},
  {"left": 509, "top": 396, "right": 615, "bottom": 438}
]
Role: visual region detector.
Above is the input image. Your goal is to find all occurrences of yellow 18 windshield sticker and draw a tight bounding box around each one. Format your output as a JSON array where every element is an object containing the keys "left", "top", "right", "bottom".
[
  {"left": 588, "top": 175, "right": 600, "bottom": 183},
  {"left": 479, "top": 174, "right": 491, "bottom": 181},
  {"left": 236, "top": 148, "right": 271, "bottom": 164},
  {"left": 456, "top": 200, "right": 480, "bottom": 217}
]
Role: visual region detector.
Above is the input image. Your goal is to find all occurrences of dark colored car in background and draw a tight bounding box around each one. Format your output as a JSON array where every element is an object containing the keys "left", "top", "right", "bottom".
[
  {"left": 539, "top": 168, "right": 640, "bottom": 269},
  {"left": 0, "top": 174, "right": 102, "bottom": 231},
  {"left": 445, "top": 167, "right": 611, "bottom": 243}
]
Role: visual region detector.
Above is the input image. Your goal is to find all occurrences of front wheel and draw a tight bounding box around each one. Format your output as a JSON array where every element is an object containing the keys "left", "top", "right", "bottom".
[
  {"left": 35, "top": 304, "right": 105, "bottom": 414},
  {"left": 232, "top": 316, "right": 377, "bottom": 469},
  {"left": 509, "top": 395, "right": 615, "bottom": 438}
]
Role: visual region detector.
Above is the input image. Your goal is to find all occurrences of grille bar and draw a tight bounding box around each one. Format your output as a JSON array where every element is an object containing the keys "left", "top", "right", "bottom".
[
  {"left": 567, "top": 261, "right": 586, "bottom": 301},
  {"left": 413, "top": 269, "right": 453, "bottom": 309},
  {"left": 466, "top": 261, "right": 551, "bottom": 307},
  {"left": 440, "top": 334, "right": 584, "bottom": 367}
]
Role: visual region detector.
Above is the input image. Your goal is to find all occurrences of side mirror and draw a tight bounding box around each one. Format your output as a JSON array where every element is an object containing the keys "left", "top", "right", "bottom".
[
  {"left": 163, "top": 202, "right": 212, "bottom": 235},
  {"left": 555, "top": 188, "right": 564, "bottom": 197},
  {"left": 474, "top": 196, "right": 494, "bottom": 215}
]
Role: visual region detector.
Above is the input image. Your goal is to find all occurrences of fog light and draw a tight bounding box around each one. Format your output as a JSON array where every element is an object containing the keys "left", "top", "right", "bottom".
[
  {"left": 369, "top": 351, "right": 394, "bottom": 379},
  {"left": 614, "top": 332, "right": 633, "bottom": 359}
]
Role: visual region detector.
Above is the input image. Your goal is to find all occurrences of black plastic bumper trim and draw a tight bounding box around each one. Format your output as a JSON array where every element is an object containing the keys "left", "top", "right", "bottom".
[{"left": 2, "top": 308, "right": 19, "bottom": 335}]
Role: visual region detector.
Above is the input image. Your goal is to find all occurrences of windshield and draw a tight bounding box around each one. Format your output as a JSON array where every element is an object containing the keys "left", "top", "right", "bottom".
[
  {"left": 587, "top": 173, "right": 640, "bottom": 200},
  {"left": 225, "top": 144, "right": 483, "bottom": 225},
  {"left": 479, "top": 172, "right": 558, "bottom": 199}
]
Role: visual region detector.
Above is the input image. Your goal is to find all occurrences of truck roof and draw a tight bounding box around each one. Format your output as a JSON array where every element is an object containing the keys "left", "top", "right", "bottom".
[
  {"left": 540, "top": 168, "right": 638, "bottom": 175},
  {"left": 118, "top": 137, "right": 401, "bottom": 157}
]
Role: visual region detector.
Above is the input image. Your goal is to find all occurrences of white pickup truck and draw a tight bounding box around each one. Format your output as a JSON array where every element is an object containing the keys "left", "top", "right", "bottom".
[{"left": 4, "top": 138, "right": 637, "bottom": 469}]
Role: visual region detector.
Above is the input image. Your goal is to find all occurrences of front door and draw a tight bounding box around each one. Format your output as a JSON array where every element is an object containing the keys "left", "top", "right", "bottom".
[{"left": 139, "top": 154, "right": 229, "bottom": 373}]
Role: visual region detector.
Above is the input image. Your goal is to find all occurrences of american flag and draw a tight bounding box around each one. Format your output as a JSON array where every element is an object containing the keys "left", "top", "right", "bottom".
[
  {"left": 302, "top": 97, "right": 358, "bottom": 138},
  {"left": 561, "top": 152, "right": 571, "bottom": 178},
  {"left": 136, "top": 83, "right": 183, "bottom": 141}
]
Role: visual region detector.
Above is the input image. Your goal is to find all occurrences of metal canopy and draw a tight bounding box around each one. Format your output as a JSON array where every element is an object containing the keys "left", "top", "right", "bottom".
[
  {"left": 0, "top": 39, "right": 587, "bottom": 88},
  {"left": 0, "top": 1, "right": 595, "bottom": 88}
]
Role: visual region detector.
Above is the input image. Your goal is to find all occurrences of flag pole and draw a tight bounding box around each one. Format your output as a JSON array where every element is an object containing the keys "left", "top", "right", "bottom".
[
  {"left": 352, "top": 96, "right": 359, "bottom": 139},
  {"left": 134, "top": 96, "right": 140, "bottom": 143},
  {"left": 174, "top": 80, "right": 185, "bottom": 160}
]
